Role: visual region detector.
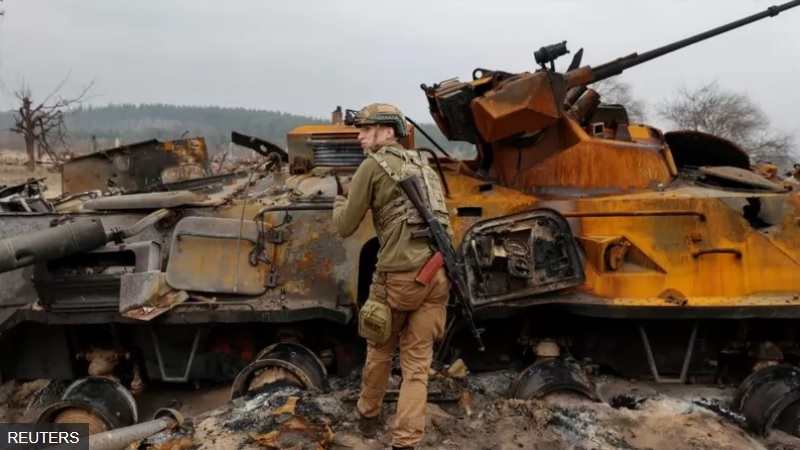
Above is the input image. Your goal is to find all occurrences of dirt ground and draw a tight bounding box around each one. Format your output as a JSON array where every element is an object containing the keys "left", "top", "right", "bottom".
[{"left": 2, "top": 371, "right": 798, "bottom": 450}]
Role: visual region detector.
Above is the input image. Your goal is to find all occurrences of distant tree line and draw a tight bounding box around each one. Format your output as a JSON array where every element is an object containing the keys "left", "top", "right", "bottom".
[
  {"left": 0, "top": 103, "right": 477, "bottom": 159},
  {"left": 2, "top": 80, "right": 795, "bottom": 171}
]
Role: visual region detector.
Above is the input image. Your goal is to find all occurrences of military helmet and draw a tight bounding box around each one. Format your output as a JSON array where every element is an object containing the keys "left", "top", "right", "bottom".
[{"left": 347, "top": 103, "right": 408, "bottom": 138}]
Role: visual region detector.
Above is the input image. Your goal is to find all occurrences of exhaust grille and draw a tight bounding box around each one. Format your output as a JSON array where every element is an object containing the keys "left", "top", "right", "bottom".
[{"left": 309, "top": 133, "right": 365, "bottom": 167}]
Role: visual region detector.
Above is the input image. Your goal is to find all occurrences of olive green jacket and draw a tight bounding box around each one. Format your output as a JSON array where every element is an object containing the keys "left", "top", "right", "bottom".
[{"left": 333, "top": 142, "right": 433, "bottom": 272}]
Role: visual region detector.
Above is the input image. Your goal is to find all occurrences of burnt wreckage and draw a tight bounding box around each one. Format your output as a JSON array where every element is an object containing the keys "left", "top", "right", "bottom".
[{"left": 2, "top": 1, "right": 800, "bottom": 442}]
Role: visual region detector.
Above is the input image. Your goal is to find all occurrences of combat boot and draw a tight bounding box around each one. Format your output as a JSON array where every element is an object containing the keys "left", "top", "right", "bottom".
[{"left": 357, "top": 412, "right": 379, "bottom": 439}]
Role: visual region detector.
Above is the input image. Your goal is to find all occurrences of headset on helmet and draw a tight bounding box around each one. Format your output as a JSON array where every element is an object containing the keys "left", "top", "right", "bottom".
[{"left": 345, "top": 103, "right": 408, "bottom": 138}]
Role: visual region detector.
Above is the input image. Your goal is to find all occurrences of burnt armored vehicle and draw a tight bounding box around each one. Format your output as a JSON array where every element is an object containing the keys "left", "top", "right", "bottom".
[{"left": 2, "top": 0, "right": 800, "bottom": 438}]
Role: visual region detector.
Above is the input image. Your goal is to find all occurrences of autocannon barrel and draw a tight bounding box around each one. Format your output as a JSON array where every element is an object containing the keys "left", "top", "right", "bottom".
[
  {"left": 565, "top": 0, "right": 800, "bottom": 88},
  {"left": 0, "top": 209, "right": 174, "bottom": 274},
  {"left": 0, "top": 219, "right": 108, "bottom": 273}
]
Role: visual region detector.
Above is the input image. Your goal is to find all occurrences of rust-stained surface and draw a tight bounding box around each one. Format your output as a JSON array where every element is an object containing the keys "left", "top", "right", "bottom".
[
  {"left": 165, "top": 217, "right": 267, "bottom": 296},
  {"left": 495, "top": 118, "right": 674, "bottom": 195},
  {"left": 470, "top": 71, "right": 565, "bottom": 142},
  {"left": 162, "top": 137, "right": 209, "bottom": 182},
  {"left": 60, "top": 137, "right": 211, "bottom": 195},
  {"left": 565, "top": 189, "right": 800, "bottom": 303}
]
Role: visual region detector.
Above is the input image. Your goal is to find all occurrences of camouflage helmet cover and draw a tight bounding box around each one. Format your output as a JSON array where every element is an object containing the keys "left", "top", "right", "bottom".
[{"left": 350, "top": 103, "right": 408, "bottom": 138}]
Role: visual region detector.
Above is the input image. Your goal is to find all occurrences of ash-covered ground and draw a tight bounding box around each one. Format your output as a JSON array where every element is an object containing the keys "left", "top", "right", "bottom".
[
  {"left": 2, "top": 370, "right": 799, "bottom": 450},
  {"left": 324, "top": 371, "right": 800, "bottom": 450}
]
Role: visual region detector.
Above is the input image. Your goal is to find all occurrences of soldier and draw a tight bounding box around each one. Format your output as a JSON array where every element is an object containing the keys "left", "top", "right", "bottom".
[{"left": 332, "top": 103, "right": 452, "bottom": 450}]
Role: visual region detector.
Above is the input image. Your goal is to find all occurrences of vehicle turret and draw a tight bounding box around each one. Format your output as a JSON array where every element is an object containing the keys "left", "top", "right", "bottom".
[{"left": 421, "top": 1, "right": 799, "bottom": 195}]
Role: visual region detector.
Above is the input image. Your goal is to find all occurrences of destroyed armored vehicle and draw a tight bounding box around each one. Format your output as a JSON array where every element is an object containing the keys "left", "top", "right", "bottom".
[{"left": 2, "top": 0, "right": 800, "bottom": 440}]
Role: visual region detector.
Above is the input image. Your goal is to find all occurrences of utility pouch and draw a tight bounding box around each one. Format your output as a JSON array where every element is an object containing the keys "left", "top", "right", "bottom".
[
  {"left": 415, "top": 251, "right": 444, "bottom": 287},
  {"left": 359, "top": 298, "right": 392, "bottom": 346}
]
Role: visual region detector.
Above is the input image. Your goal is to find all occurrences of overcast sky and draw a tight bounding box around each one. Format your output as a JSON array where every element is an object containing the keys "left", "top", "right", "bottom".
[{"left": 0, "top": 0, "right": 798, "bottom": 138}]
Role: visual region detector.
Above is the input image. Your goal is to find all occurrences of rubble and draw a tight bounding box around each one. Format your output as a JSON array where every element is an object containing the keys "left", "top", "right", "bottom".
[
  {"left": 137, "top": 386, "right": 336, "bottom": 450},
  {"left": 4, "top": 370, "right": 799, "bottom": 450},
  {"left": 0, "top": 178, "right": 54, "bottom": 212}
]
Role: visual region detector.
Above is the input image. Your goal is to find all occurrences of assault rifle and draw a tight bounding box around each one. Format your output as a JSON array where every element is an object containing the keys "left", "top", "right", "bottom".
[{"left": 398, "top": 175, "right": 486, "bottom": 352}]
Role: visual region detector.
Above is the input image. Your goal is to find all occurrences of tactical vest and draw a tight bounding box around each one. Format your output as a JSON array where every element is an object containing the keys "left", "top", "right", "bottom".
[{"left": 367, "top": 145, "right": 451, "bottom": 236}]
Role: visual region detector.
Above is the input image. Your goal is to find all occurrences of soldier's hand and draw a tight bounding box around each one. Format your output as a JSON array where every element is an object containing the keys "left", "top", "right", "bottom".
[
  {"left": 342, "top": 179, "right": 351, "bottom": 197},
  {"left": 335, "top": 176, "right": 344, "bottom": 196},
  {"left": 334, "top": 177, "right": 351, "bottom": 197}
]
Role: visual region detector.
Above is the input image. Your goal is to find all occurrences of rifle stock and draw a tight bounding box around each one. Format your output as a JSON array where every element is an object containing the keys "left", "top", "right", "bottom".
[{"left": 397, "top": 176, "right": 486, "bottom": 352}]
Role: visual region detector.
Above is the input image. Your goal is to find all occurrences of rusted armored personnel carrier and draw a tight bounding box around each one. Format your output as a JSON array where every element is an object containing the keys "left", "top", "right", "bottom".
[{"left": 2, "top": 0, "right": 800, "bottom": 440}]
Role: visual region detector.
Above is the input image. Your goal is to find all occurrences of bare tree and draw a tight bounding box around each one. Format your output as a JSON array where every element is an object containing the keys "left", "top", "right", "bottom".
[
  {"left": 10, "top": 75, "right": 95, "bottom": 171},
  {"left": 655, "top": 79, "right": 796, "bottom": 167},
  {"left": 592, "top": 78, "right": 647, "bottom": 123}
]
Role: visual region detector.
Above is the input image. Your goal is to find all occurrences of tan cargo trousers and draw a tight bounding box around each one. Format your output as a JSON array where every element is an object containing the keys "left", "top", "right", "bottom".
[{"left": 356, "top": 266, "right": 449, "bottom": 448}]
